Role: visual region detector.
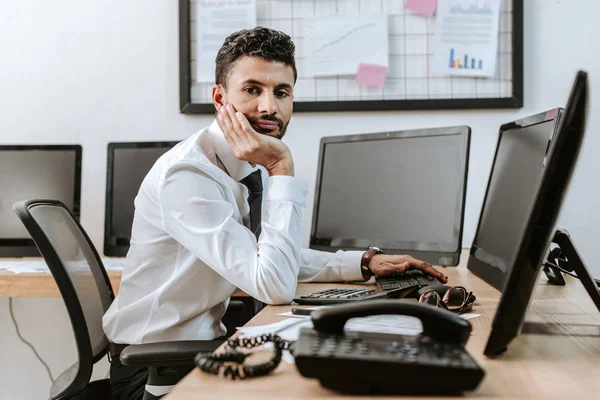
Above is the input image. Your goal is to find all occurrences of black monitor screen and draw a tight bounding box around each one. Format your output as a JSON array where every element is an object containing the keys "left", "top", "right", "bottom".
[
  {"left": 310, "top": 126, "right": 470, "bottom": 266},
  {"left": 468, "top": 112, "right": 561, "bottom": 290},
  {"left": 484, "top": 71, "right": 588, "bottom": 357},
  {"left": 104, "top": 142, "right": 178, "bottom": 256},
  {"left": 0, "top": 145, "right": 82, "bottom": 257}
]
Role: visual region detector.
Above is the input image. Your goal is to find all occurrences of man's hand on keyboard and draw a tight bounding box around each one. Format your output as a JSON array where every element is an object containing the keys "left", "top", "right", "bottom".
[{"left": 368, "top": 255, "right": 448, "bottom": 284}]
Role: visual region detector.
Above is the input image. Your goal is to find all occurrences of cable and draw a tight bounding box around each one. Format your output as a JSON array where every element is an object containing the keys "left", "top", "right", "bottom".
[
  {"left": 195, "top": 333, "right": 291, "bottom": 380},
  {"left": 544, "top": 261, "right": 600, "bottom": 287},
  {"left": 8, "top": 297, "right": 55, "bottom": 383}
]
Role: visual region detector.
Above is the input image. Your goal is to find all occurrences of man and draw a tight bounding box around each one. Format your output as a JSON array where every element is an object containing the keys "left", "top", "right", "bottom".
[{"left": 103, "top": 27, "right": 448, "bottom": 399}]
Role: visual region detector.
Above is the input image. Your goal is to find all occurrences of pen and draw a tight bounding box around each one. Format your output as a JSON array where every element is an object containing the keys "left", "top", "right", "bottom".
[{"left": 291, "top": 307, "right": 313, "bottom": 316}]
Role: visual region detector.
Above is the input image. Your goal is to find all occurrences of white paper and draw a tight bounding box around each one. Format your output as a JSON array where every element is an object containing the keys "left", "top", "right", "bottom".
[
  {"left": 237, "top": 318, "right": 313, "bottom": 342},
  {"left": 101, "top": 258, "right": 125, "bottom": 271},
  {"left": 0, "top": 258, "right": 124, "bottom": 274},
  {"left": 306, "top": 14, "right": 388, "bottom": 77},
  {"left": 432, "top": 0, "right": 502, "bottom": 77},
  {"left": 0, "top": 259, "right": 49, "bottom": 274},
  {"left": 195, "top": 0, "right": 257, "bottom": 83},
  {"left": 459, "top": 313, "right": 481, "bottom": 320}
]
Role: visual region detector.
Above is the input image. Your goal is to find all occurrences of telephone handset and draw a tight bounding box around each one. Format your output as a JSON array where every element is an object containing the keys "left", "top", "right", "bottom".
[{"left": 293, "top": 300, "right": 484, "bottom": 395}]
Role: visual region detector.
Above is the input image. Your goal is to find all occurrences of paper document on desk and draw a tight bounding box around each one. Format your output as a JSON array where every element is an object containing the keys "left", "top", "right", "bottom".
[
  {"left": 238, "top": 318, "right": 313, "bottom": 342},
  {"left": 0, "top": 258, "right": 125, "bottom": 273},
  {"left": 0, "top": 260, "right": 49, "bottom": 274},
  {"left": 101, "top": 258, "right": 125, "bottom": 270}
]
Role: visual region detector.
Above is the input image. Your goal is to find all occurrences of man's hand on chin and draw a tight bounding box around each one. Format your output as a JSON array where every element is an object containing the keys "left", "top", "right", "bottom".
[{"left": 217, "top": 104, "right": 295, "bottom": 177}]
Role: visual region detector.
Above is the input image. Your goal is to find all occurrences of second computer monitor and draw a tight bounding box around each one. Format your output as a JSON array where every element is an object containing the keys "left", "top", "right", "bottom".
[
  {"left": 0, "top": 145, "right": 82, "bottom": 257},
  {"left": 467, "top": 109, "right": 563, "bottom": 291},
  {"left": 310, "top": 126, "right": 471, "bottom": 266},
  {"left": 104, "top": 141, "right": 179, "bottom": 257},
  {"left": 483, "top": 71, "right": 588, "bottom": 356}
]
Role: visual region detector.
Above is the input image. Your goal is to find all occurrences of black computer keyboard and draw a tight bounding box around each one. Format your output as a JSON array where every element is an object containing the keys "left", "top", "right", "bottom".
[
  {"left": 375, "top": 269, "right": 441, "bottom": 297},
  {"left": 293, "top": 284, "right": 418, "bottom": 305}
]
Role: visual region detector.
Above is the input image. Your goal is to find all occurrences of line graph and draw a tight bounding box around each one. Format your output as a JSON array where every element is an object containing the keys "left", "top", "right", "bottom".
[
  {"left": 316, "top": 23, "right": 377, "bottom": 53},
  {"left": 307, "top": 15, "right": 388, "bottom": 77}
]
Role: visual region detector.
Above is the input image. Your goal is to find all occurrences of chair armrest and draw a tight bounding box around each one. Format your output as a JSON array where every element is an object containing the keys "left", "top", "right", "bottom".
[{"left": 120, "top": 340, "right": 223, "bottom": 367}]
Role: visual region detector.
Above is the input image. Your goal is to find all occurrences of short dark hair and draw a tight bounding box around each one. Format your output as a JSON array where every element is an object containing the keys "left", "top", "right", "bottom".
[{"left": 215, "top": 27, "right": 297, "bottom": 87}]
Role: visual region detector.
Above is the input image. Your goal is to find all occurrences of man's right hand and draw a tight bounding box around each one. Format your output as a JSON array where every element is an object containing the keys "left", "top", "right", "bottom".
[{"left": 217, "top": 104, "right": 295, "bottom": 177}]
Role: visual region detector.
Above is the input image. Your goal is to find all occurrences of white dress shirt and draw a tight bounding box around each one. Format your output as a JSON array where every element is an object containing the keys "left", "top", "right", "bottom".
[{"left": 102, "top": 121, "right": 365, "bottom": 344}]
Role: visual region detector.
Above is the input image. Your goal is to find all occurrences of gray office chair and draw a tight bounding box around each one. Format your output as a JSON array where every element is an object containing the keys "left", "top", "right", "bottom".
[{"left": 13, "top": 199, "right": 223, "bottom": 400}]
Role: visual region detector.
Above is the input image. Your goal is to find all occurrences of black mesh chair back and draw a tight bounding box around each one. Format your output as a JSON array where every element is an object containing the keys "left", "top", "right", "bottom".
[{"left": 14, "top": 199, "right": 113, "bottom": 400}]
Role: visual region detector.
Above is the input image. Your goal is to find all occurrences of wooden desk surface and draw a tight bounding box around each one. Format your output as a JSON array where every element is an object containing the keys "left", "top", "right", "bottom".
[
  {"left": 166, "top": 267, "right": 600, "bottom": 399},
  {"left": 0, "top": 268, "right": 123, "bottom": 297},
  {"left": 0, "top": 259, "right": 245, "bottom": 297}
]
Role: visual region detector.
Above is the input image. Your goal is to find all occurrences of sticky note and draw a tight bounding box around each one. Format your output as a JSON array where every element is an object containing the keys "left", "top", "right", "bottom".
[
  {"left": 545, "top": 108, "right": 559, "bottom": 120},
  {"left": 405, "top": 0, "right": 438, "bottom": 17},
  {"left": 356, "top": 63, "right": 388, "bottom": 88}
]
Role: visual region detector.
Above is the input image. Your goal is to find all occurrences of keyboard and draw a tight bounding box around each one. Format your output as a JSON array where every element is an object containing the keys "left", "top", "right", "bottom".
[
  {"left": 293, "top": 284, "right": 418, "bottom": 305},
  {"left": 375, "top": 269, "right": 441, "bottom": 297}
]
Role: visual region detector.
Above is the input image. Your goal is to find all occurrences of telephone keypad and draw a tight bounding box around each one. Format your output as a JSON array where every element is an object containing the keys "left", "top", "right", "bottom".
[
  {"left": 295, "top": 329, "right": 483, "bottom": 386},
  {"left": 292, "top": 302, "right": 484, "bottom": 395}
]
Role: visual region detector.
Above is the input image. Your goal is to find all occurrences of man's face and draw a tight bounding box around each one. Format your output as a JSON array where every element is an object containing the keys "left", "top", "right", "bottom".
[{"left": 213, "top": 56, "right": 295, "bottom": 139}]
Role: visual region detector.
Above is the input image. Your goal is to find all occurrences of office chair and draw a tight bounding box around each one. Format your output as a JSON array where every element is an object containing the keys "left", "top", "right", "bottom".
[{"left": 13, "top": 200, "right": 224, "bottom": 400}]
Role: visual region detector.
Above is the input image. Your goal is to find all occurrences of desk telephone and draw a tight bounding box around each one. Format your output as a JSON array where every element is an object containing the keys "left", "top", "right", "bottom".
[{"left": 293, "top": 300, "right": 484, "bottom": 395}]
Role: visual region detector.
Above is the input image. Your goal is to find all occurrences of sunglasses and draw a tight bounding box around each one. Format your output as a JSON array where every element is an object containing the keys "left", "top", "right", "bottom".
[{"left": 418, "top": 286, "right": 476, "bottom": 314}]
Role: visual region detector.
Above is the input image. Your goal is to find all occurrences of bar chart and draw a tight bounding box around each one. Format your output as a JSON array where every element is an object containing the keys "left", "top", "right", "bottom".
[{"left": 449, "top": 48, "right": 483, "bottom": 70}]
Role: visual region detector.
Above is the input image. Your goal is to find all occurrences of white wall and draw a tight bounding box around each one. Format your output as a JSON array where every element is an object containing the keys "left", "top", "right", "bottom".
[{"left": 1, "top": 0, "right": 599, "bottom": 398}]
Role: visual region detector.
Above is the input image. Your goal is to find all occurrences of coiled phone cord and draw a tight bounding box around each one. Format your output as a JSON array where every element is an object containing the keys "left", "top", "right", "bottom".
[{"left": 195, "top": 333, "right": 292, "bottom": 380}]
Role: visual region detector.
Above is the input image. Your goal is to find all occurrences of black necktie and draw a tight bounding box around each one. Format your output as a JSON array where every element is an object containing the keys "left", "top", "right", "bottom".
[
  {"left": 240, "top": 169, "right": 263, "bottom": 239},
  {"left": 240, "top": 169, "right": 265, "bottom": 314}
]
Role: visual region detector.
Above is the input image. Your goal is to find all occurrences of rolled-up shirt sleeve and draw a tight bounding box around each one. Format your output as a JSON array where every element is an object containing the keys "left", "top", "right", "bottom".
[
  {"left": 160, "top": 164, "right": 308, "bottom": 304},
  {"left": 299, "top": 248, "right": 365, "bottom": 283}
]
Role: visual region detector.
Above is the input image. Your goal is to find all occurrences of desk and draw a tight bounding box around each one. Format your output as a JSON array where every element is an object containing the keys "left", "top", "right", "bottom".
[
  {"left": 166, "top": 267, "right": 600, "bottom": 399},
  {"left": 0, "top": 268, "right": 122, "bottom": 297},
  {"left": 0, "top": 259, "right": 247, "bottom": 297}
]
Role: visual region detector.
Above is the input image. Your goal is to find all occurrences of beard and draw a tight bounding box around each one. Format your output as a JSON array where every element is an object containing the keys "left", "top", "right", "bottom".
[{"left": 246, "top": 114, "right": 289, "bottom": 139}]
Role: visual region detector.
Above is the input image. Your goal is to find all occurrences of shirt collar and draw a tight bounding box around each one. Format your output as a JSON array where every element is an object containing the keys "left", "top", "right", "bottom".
[{"left": 207, "top": 119, "right": 257, "bottom": 182}]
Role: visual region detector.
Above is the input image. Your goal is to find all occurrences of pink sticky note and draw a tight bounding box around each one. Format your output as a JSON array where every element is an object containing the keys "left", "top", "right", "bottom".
[
  {"left": 405, "top": 0, "right": 438, "bottom": 17},
  {"left": 356, "top": 63, "right": 388, "bottom": 88}
]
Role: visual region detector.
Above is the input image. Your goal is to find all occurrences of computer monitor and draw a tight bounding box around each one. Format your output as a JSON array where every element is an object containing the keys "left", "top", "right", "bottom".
[
  {"left": 484, "top": 70, "right": 589, "bottom": 357},
  {"left": 310, "top": 126, "right": 470, "bottom": 266},
  {"left": 0, "top": 145, "right": 82, "bottom": 257},
  {"left": 467, "top": 109, "right": 563, "bottom": 290},
  {"left": 104, "top": 141, "right": 179, "bottom": 257}
]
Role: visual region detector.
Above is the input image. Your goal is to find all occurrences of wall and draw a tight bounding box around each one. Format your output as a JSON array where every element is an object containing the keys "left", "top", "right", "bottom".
[{"left": 1, "top": 0, "right": 598, "bottom": 398}]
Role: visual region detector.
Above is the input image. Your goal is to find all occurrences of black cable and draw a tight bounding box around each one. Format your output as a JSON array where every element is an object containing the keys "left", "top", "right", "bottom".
[
  {"left": 8, "top": 298, "right": 55, "bottom": 383},
  {"left": 195, "top": 333, "right": 291, "bottom": 380},
  {"left": 544, "top": 261, "right": 600, "bottom": 287}
]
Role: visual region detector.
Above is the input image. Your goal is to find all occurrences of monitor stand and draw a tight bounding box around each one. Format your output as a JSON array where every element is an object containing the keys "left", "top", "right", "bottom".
[
  {"left": 522, "top": 229, "right": 600, "bottom": 336},
  {"left": 545, "top": 229, "right": 600, "bottom": 309}
]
